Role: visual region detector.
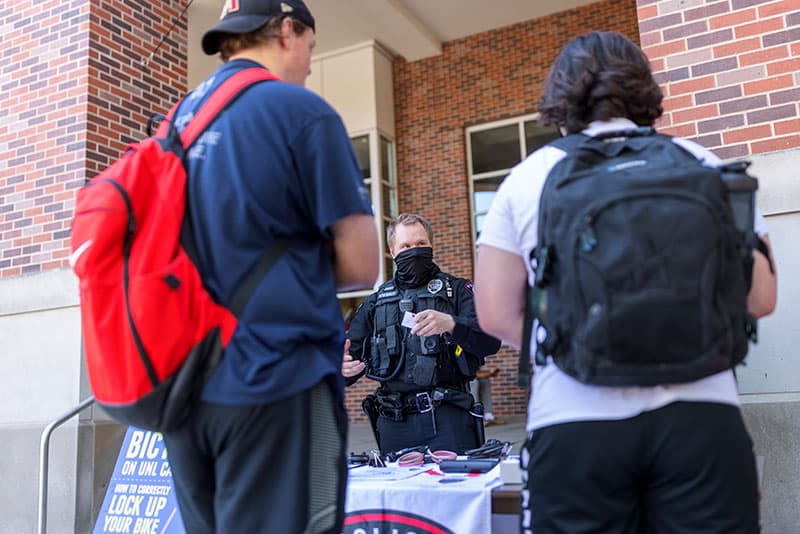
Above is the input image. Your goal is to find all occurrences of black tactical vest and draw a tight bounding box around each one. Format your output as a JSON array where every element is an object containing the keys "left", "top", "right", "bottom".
[{"left": 365, "top": 275, "right": 464, "bottom": 388}]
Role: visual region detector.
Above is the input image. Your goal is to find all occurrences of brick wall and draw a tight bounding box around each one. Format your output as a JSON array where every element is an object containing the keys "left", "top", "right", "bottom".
[
  {"left": 86, "top": 0, "right": 187, "bottom": 176},
  {"left": 343, "top": 0, "right": 641, "bottom": 423},
  {"left": 0, "top": 0, "right": 186, "bottom": 278},
  {"left": 639, "top": 0, "right": 800, "bottom": 158},
  {"left": 0, "top": 1, "right": 89, "bottom": 277}
]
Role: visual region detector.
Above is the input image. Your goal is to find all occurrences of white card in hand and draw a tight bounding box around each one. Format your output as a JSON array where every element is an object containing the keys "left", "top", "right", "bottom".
[{"left": 401, "top": 311, "right": 417, "bottom": 328}]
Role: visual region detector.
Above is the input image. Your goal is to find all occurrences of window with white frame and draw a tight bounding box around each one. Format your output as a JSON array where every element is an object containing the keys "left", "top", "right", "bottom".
[
  {"left": 379, "top": 135, "right": 398, "bottom": 278},
  {"left": 349, "top": 133, "right": 397, "bottom": 267},
  {"left": 466, "top": 114, "right": 560, "bottom": 241},
  {"left": 340, "top": 132, "right": 398, "bottom": 323}
]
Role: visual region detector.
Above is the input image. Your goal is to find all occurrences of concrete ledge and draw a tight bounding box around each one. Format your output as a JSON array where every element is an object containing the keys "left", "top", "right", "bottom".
[
  {"left": 748, "top": 148, "right": 800, "bottom": 217},
  {"left": 741, "top": 400, "right": 800, "bottom": 532},
  {"left": 0, "top": 269, "right": 79, "bottom": 317}
]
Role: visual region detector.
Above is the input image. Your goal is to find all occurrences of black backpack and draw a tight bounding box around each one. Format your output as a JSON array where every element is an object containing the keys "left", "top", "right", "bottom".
[{"left": 519, "top": 127, "right": 770, "bottom": 388}]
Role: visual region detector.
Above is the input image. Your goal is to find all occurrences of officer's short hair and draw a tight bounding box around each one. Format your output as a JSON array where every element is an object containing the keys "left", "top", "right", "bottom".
[{"left": 387, "top": 213, "right": 434, "bottom": 250}]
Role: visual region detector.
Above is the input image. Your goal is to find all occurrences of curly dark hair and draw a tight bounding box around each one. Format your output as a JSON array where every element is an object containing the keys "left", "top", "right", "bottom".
[{"left": 539, "top": 31, "right": 663, "bottom": 134}]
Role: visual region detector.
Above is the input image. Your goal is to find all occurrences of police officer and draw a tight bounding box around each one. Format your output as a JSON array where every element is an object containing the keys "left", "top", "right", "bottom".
[{"left": 343, "top": 213, "right": 501, "bottom": 455}]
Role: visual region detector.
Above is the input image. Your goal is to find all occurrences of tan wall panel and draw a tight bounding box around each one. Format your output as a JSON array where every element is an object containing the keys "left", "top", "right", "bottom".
[
  {"left": 319, "top": 46, "right": 377, "bottom": 133},
  {"left": 374, "top": 46, "right": 396, "bottom": 138}
]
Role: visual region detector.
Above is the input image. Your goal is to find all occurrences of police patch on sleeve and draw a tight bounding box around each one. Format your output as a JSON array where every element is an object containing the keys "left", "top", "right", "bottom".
[
  {"left": 463, "top": 280, "right": 474, "bottom": 294},
  {"left": 427, "top": 279, "right": 443, "bottom": 294}
]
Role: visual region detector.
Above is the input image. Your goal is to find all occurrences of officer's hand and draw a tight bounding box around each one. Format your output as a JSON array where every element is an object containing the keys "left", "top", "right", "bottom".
[
  {"left": 411, "top": 310, "right": 455, "bottom": 337},
  {"left": 342, "top": 339, "right": 365, "bottom": 378}
]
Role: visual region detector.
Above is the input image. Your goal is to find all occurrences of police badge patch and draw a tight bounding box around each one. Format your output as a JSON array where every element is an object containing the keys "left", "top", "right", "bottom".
[{"left": 427, "top": 279, "right": 443, "bottom": 294}]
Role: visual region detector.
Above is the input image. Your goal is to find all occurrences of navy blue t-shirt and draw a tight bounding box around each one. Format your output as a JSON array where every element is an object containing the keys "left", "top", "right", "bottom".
[{"left": 174, "top": 59, "right": 372, "bottom": 405}]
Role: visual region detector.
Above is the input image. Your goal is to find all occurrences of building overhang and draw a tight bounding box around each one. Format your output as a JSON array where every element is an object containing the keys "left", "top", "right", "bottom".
[{"left": 191, "top": 0, "right": 601, "bottom": 63}]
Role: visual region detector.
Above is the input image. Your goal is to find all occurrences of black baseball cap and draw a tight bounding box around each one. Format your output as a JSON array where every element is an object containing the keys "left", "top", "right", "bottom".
[{"left": 202, "top": 0, "right": 316, "bottom": 55}]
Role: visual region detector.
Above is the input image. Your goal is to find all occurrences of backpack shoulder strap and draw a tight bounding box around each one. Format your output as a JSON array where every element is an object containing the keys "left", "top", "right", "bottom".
[
  {"left": 168, "top": 68, "right": 285, "bottom": 317},
  {"left": 228, "top": 237, "right": 289, "bottom": 316},
  {"left": 156, "top": 68, "right": 280, "bottom": 148}
]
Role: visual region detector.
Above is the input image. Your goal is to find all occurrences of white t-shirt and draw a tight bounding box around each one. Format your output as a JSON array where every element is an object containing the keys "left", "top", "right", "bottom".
[{"left": 478, "top": 118, "right": 768, "bottom": 433}]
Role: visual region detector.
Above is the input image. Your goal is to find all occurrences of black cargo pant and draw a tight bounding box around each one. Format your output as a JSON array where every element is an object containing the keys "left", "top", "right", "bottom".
[
  {"left": 376, "top": 401, "right": 480, "bottom": 455},
  {"left": 162, "top": 380, "right": 347, "bottom": 534}
]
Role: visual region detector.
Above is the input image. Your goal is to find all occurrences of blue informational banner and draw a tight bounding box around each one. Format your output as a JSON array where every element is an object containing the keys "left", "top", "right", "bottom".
[{"left": 94, "top": 428, "right": 186, "bottom": 534}]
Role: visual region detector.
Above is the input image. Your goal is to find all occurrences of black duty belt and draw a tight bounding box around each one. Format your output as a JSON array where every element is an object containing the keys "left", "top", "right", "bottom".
[
  {"left": 404, "top": 391, "right": 434, "bottom": 414},
  {"left": 375, "top": 387, "right": 473, "bottom": 421}
]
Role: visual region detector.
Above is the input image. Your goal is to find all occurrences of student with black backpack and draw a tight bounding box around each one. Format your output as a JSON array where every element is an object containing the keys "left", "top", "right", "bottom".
[{"left": 474, "top": 31, "right": 776, "bottom": 534}]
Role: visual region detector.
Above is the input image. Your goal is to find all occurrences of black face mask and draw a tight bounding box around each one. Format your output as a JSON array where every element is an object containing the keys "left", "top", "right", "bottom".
[{"left": 394, "top": 246, "right": 438, "bottom": 288}]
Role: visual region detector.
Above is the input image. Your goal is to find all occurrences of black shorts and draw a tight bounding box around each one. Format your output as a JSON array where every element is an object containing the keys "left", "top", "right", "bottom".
[
  {"left": 162, "top": 380, "right": 347, "bottom": 534},
  {"left": 521, "top": 401, "right": 759, "bottom": 534}
]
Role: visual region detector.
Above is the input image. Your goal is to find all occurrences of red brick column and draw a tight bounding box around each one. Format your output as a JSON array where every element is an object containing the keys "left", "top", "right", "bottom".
[
  {"left": 0, "top": 0, "right": 187, "bottom": 278},
  {"left": 638, "top": 0, "right": 800, "bottom": 158}
]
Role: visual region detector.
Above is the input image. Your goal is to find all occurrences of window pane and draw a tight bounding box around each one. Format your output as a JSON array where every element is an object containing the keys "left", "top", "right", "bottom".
[
  {"left": 524, "top": 121, "right": 560, "bottom": 155},
  {"left": 382, "top": 217, "right": 394, "bottom": 274},
  {"left": 474, "top": 176, "right": 503, "bottom": 193},
  {"left": 470, "top": 124, "right": 521, "bottom": 174},
  {"left": 473, "top": 176, "right": 503, "bottom": 213},
  {"left": 379, "top": 137, "right": 397, "bottom": 218},
  {"left": 382, "top": 185, "right": 397, "bottom": 218},
  {"left": 474, "top": 190, "right": 496, "bottom": 214},
  {"left": 380, "top": 136, "right": 395, "bottom": 186},
  {"left": 351, "top": 135, "right": 371, "bottom": 179},
  {"left": 475, "top": 213, "right": 487, "bottom": 237}
]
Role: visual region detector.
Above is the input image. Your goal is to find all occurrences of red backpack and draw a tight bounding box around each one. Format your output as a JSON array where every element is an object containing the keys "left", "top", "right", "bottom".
[{"left": 70, "top": 68, "right": 284, "bottom": 431}]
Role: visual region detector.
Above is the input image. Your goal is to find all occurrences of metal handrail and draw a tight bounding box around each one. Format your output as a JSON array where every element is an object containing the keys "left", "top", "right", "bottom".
[{"left": 38, "top": 396, "right": 96, "bottom": 534}]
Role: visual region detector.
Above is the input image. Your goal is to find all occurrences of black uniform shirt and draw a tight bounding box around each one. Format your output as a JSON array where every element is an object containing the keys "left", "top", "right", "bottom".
[{"left": 346, "top": 271, "right": 501, "bottom": 387}]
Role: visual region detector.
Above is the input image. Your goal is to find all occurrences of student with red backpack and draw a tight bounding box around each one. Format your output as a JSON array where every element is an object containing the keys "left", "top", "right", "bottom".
[
  {"left": 163, "top": 2, "right": 378, "bottom": 532},
  {"left": 475, "top": 31, "right": 776, "bottom": 534}
]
